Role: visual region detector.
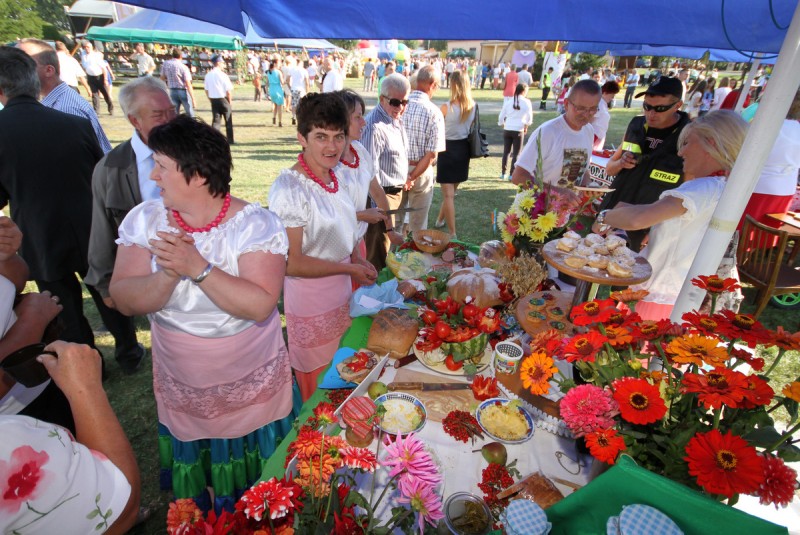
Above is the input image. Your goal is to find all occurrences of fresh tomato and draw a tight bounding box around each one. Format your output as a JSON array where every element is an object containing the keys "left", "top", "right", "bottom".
[
  {"left": 462, "top": 303, "right": 480, "bottom": 320},
  {"left": 498, "top": 282, "right": 514, "bottom": 303},
  {"left": 346, "top": 352, "right": 371, "bottom": 372},
  {"left": 420, "top": 308, "right": 438, "bottom": 325},
  {"left": 432, "top": 298, "right": 450, "bottom": 315},
  {"left": 434, "top": 321, "right": 452, "bottom": 339},
  {"left": 444, "top": 354, "right": 463, "bottom": 371},
  {"left": 415, "top": 328, "right": 442, "bottom": 352},
  {"left": 470, "top": 376, "right": 500, "bottom": 401}
]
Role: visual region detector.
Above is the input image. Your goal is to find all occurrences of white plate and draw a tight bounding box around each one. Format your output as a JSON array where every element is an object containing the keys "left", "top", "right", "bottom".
[{"left": 413, "top": 338, "right": 492, "bottom": 376}]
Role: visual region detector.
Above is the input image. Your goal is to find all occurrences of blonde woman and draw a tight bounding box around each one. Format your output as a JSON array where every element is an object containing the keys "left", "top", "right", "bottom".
[{"left": 434, "top": 70, "right": 476, "bottom": 239}]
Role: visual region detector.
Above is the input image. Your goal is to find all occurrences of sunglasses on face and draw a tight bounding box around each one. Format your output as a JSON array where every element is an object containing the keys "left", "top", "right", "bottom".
[
  {"left": 643, "top": 101, "right": 679, "bottom": 113},
  {"left": 382, "top": 96, "right": 409, "bottom": 107}
]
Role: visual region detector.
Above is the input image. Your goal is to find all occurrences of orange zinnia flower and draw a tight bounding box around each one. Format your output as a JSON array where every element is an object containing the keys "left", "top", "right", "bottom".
[
  {"left": 691, "top": 274, "right": 741, "bottom": 294},
  {"left": 166, "top": 499, "right": 203, "bottom": 532},
  {"left": 529, "top": 328, "right": 563, "bottom": 354},
  {"left": 604, "top": 325, "right": 633, "bottom": 348},
  {"left": 666, "top": 334, "right": 729, "bottom": 367},
  {"left": 611, "top": 377, "right": 667, "bottom": 425},
  {"left": 684, "top": 429, "right": 764, "bottom": 498},
  {"left": 782, "top": 382, "right": 800, "bottom": 402},
  {"left": 609, "top": 289, "right": 649, "bottom": 303},
  {"left": 681, "top": 368, "right": 749, "bottom": 410},
  {"left": 585, "top": 428, "right": 627, "bottom": 464},
  {"left": 520, "top": 350, "right": 559, "bottom": 396},
  {"left": 287, "top": 428, "right": 324, "bottom": 460}
]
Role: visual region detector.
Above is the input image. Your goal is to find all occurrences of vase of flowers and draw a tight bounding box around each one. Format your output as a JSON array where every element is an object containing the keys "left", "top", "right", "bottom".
[{"left": 516, "top": 276, "right": 799, "bottom": 508}]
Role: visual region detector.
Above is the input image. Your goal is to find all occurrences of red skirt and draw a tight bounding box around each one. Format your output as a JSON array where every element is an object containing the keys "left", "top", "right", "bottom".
[{"left": 737, "top": 193, "right": 794, "bottom": 231}]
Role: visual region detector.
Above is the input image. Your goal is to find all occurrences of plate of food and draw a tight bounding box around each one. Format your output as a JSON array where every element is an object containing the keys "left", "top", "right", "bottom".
[
  {"left": 574, "top": 185, "right": 614, "bottom": 194},
  {"left": 335, "top": 349, "right": 379, "bottom": 384},
  {"left": 374, "top": 392, "right": 427, "bottom": 435},
  {"left": 476, "top": 398, "right": 534, "bottom": 444},
  {"left": 413, "top": 337, "right": 492, "bottom": 376}
]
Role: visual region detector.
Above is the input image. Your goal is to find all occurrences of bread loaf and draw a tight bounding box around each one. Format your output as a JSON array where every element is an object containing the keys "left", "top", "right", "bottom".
[{"left": 366, "top": 308, "right": 418, "bottom": 359}]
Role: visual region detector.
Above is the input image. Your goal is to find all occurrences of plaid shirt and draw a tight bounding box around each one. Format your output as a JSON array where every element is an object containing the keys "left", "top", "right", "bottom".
[
  {"left": 362, "top": 103, "right": 408, "bottom": 188},
  {"left": 161, "top": 59, "right": 191, "bottom": 89},
  {"left": 41, "top": 82, "right": 111, "bottom": 153},
  {"left": 403, "top": 91, "right": 445, "bottom": 161}
]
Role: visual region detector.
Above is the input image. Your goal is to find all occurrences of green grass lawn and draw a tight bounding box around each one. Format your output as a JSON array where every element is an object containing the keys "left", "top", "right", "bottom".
[{"left": 59, "top": 77, "right": 797, "bottom": 533}]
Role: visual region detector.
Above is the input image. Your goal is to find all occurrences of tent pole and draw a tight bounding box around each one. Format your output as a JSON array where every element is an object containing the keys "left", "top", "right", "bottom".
[
  {"left": 669, "top": 0, "right": 800, "bottom": 323},
  {"left": 735, "top": 54, "right": 762, "bottom": 112}
]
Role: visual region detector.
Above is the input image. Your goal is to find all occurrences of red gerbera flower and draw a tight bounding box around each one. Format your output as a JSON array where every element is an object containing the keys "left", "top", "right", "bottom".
[
  {"left": 681, "top": 311, "right": 721, "bottom": 337},
  {"left": 559, "top": 331, "right": 609, "bottom": 363},
  {"left": 636, "top": 318, "right": 679, "bottom": 341},
  {"left": 771, "top": 326, "right": 800, "bottom": 351},
  {"left": 681, "top": 368, "right": 750, "bottom": 410},
  {"left": 585, "top": 429, "right": 627, "bottom": 464},
  {"left": 740, "top": 374, "right": 775, "bottom": 409},
  {"left": 570, "top": 298, "right": 617, "bottom": 326},
  {"left": 756, "top": 454, "right": 799, "bottom": 509},
  {"left": 605, "top": 310, "right": 641, "bottom": 329},
  {"left": 691, "top": 274, "right": 741, "bottom": 294},
  {"left": 684, "top": 430, "right": 764, "bottom": 498},
  {"left": 728, "top": 346, "right": 765, "bottom": 371},
  {"left": 611, "top": 377, "right": 667, "bottom": 425},
  {"left": 713, "top": 310, "right": 772, "bottom": 348}
]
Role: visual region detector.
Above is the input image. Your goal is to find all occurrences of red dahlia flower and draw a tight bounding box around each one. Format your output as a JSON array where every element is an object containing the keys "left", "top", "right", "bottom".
[{"left": 755, "top": 454, "right": 799, "bottom": 509}]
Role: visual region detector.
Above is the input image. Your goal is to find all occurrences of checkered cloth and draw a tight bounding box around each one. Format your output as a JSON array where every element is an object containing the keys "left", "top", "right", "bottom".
[
  {"left": 607, "top": 504, "right": 683, "bottom": 535},
  {"left": 500, "top": 499, "right": 551, "bottom": 535}
]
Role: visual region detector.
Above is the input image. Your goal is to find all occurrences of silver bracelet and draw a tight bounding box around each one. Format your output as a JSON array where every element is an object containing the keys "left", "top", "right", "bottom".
[{"left": 191, "top": 263, "right": 213, "bottom": 284}]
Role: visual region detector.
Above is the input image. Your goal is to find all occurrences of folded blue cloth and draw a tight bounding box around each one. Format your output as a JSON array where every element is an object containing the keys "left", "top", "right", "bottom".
[
  {"left": 319, "top": 347, "right": 357, "bottom": 389},
  {"left": 350, "top": 279, "right": 407, "bottom": 317}
]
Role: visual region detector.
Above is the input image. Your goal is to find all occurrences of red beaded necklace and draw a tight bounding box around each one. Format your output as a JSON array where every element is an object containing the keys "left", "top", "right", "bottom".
[
  {"left": 339, "top": 145, "right": 360, "bottom": 169},
  {"left": 298, "top": 153, "right": 339, "bottom": 193},
  {"left": 708, "top": 170, "right": 727, "bottom": 177},
  {"left": 172, "top": 193, "right": 232, "bottom": 233}
]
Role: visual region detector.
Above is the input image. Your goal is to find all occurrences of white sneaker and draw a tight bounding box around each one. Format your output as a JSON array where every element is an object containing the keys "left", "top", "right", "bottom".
[{"left": 434, "top": 219, "right": 446, "bottom": 228}]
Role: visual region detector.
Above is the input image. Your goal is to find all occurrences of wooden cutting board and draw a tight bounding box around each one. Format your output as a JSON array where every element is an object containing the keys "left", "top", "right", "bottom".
[{"left": 391, "top": 369, "right": 476, "bottom": 422}]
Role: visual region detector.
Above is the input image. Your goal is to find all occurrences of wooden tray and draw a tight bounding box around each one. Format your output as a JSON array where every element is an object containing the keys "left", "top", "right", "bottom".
[
  {"left": 515, "top": 290, "right": 577, "bottom": 338},
  {"left": 542, "top": 240, "right": 652, "bottom": 287}
]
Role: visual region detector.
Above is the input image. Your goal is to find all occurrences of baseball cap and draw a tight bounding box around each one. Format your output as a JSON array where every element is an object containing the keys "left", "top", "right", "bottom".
[
  {"left": 635, "top": 76, "right": 683, "bottom": 99},
  {"left": 212, "top": 55, "right": 223, "bottom": 64}
]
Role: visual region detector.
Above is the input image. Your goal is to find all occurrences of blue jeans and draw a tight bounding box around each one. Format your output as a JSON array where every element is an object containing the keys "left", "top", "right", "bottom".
[{"left": 170, "top": 87, "right": 194, "bottom": 117}]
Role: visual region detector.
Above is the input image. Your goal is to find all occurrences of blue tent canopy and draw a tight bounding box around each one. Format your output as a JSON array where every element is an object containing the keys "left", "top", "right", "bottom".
[
  {"left": 567, "top": 42, "right": 777, "bottom": 64},
  {"left": 116, "top": 0, "right": 797, "bottom": 54}
]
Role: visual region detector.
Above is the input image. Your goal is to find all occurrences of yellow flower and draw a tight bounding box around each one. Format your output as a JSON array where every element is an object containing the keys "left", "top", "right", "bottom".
[
  {"left": 534, "top": 211, "right": 558, "bottom": 233},
  {"left": 665, "top": 334, "right": 729, "bottom": 368},
  {"left": 783, "top": 382, "right": 800, "bottom": 402},
  {"left": 529, "top": 227, "right": 548, "bottom": 242},
  {"left": 518, "top": 216, "right": 533, "bottom": 235},
  {"left": 520, "top": 351, "right": 559, "bottom": 396},
  {"left": 500, "top": 228, "right": 513, "bottom": 243},
  {"left": 519, "top": 196, "right": 536, "bottom": 211}
]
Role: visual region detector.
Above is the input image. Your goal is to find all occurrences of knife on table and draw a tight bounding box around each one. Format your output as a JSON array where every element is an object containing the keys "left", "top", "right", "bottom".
[{"left": 389, "top": 382, "right": 472, "bottom": 391}]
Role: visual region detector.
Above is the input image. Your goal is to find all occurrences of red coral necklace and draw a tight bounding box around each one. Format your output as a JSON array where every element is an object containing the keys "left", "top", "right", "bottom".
[
  {"left": 172, "top": 193, "right": 231, "bottom": 233},
  {"left": 298, "top": 153, "right": 339, "bottom": 193},
  {"left": 339, "top": 145, "right": 360, "bottom": 169}
]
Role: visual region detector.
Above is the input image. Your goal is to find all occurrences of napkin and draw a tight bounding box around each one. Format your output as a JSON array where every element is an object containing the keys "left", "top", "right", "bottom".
[
  {"left": 349, "top": 279, "right": 407, "bottom": 317},
  {"left": 319, "top": 347, "right": 357, "bottom": 389}
]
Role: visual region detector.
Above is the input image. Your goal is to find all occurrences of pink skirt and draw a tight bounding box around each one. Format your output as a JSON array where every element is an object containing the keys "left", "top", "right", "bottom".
[
  {"left": 284, "top": 265, "right": 352, "bottom": 373},
  {"left": 150, "top": 312, "right": 293, "bottom": 442}
]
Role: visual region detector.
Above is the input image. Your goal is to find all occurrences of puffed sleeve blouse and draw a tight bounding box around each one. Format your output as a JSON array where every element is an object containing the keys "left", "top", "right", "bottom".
[{"left": 115, "top": 200, "right": 288, "bottom": 337}]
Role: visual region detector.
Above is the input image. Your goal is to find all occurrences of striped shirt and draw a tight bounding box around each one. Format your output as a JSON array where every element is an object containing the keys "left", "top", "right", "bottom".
[
  {"left": 161, "top": 59, "right": 191, "bottom": 89},
  {"left": 41, "top": 82, "right": 112, "bottom": 153},
  {"left": 403, "top": 91, "right": 445, "bottom": 161},
  {"left": 362, "top": 103, "right": 409, "bottom": 188}
]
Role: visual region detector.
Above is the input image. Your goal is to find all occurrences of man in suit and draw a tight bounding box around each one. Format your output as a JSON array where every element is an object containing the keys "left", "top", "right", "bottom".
[
  {"left": 0, "top": 46, "right": 102, "bottom": 351},
  {"left": 85, "top": 77, "right": 176, "bottom": 373}
]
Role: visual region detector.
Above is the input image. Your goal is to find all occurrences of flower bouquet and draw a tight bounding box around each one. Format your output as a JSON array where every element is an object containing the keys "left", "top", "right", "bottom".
[
  {"left": 167, "top": 398, "right": 445, "bottom": 535},
  {"left": 516, "top": 276, "right": 799, "bottom": 508}
]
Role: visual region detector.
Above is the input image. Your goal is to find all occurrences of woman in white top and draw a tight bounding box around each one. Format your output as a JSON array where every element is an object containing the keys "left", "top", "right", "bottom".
[
  {"left": 685, "top": 79, "right": 707, "bottom": 120},
  {"left": 434, "top": 70, "right": 476, "bottom": 238},
  {"left": 592, "top": 81, "right": 620, "bottom": 150},
  {"left": 592, "top": 111, "right": 748, "bottom": 321},
  {"left": 268, "top": 93, "right": 377, "bottom": 400},
  {"left": 497, "top": 83, "right": 533, "bottom": 180}
]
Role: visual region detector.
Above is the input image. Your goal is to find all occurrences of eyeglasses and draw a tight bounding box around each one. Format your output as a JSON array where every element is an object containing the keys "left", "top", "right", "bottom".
[
  {"left": 567, "top": 100, "right": 599, "bottom": 114},
  {"left": 643, "top": 101, "right": 680, "bottom": 113},
  {"left": 382, "top": 96, "right": 409, "bottom": 107}
]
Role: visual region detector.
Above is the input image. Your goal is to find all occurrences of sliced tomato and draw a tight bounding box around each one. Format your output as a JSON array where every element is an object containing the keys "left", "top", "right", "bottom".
[
  {"left": 420, "top": 308, "right": 438, "bottom": 325},
  {"left": 415, "top": 328, "right": 442, "bottom": 352},
  {"left": 471, "top": 376, "right": 500, "bottom": 401},
  {"left": 444, "top": 354, "right": 463, "bottom": 371},
  {"left": 478, "top": 309, "right": 502, "bottom": 334},
  {"left": 434, "top": 321, "right": 452, "bottom": 339},
  {"left": 445, "top": 325, "right": 473, "bottom": 343}
]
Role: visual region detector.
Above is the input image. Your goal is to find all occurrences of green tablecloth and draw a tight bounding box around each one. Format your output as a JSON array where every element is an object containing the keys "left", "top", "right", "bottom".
[{"left": 545, "top": 456, "right": 787, "bottom": 535}]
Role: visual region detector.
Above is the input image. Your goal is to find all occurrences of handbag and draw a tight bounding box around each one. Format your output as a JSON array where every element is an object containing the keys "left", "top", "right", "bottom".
[{"left": 468, "top": 102, "right": 489, "bottom": 158}]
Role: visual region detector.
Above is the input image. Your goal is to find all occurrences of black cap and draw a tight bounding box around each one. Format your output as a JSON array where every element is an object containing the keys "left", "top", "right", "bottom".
[
  {"left": 635, "top": 76, "right": 683, "bottom": 99},
  {"left": 211, "top": 54, "right": 223, "bottom": 64}
]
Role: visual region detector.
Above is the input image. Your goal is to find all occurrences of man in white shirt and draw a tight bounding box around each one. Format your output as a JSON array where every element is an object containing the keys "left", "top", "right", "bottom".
[
  {"left": 203, "top": 55, "right": 234, "bottom": 144},
  {"left": 623, "top": 69, "right": 640, "bottom": 108},
  {"left": 80, "top": 41, "right": 113, "bottom": 115},
  {"left": 321, "top": 57, "right": 343, "bottom": 92},
  {"left": 517, "top": 64, "right": 532, "bottom": 87},
  {"left": 130, "top": 43, "right": 156, "bottom": 77},
  {"left": 287, "top": 59, "right": 310, "bottom": 126},
  {"left": 512, "top": 79, "right": 600, "bottom": 188},
  {"left": 54, "top": 41, "right": 90, "bottom": 94}
]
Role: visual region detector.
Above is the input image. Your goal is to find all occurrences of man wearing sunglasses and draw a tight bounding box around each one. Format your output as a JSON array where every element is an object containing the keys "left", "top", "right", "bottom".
[{"left": 598, "top": 76, "right": 690, "bottom": 251}]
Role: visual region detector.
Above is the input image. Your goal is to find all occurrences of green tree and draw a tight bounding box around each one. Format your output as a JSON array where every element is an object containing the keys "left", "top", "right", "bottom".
[
  {"left": 401, "top": 39, "right": 420, "bottom": 50},
  {"left": 34, "top": 0, "right": 70, "bottom": 30},
  {"left": 428, "top": 40, "right": 447, "bottom": 52},
  {"left": 0, "top": 0, "right": 43, "bottom": 42},
  {"left": 328, "top": 39, "right": 358, "bottom": 50},
  {"left": 570, "top": 53, "right": 606, "bottom": 75}
]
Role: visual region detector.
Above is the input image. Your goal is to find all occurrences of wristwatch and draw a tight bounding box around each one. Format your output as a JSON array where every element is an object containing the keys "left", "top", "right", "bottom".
[
  {"left": 191, "top": 263, "right": 213, "bottom": 284},
  {"left": 595, "top": 210, "right": 611, "bottom": 233}
]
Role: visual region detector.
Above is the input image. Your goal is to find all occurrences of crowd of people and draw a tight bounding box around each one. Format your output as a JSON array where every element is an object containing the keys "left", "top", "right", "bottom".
[{"left": 0, "top": 36, "right": 798, "bottom": 533}]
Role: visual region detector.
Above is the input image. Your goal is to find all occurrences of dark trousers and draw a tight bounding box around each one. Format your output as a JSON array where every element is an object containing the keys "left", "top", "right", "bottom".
[
  {"left": 540, "top": 87, "right": 551, "bottom": 107},
  {"left": 86, "top": 74, "right": 113, "bottom": 113},
  {"left": 365, "top": 189, "right": 403, "bottom": 271},
  {"left": 501, "top": 130, "right": 524, "bottom": 175},
  {"left": 36, "top": 274, "right": 139, "bottom": 362},
  {"left": 624, "top": 85, "right": 636, "bottom": 108},
  {"left": 480, "top": 76, "right": 487, "bottom": 89},
  {"left": 210, "top": 98, "right": 234, "bottom": 143},
  {"left": 19, "top": 380, "right": 76, "bottom": 435}
]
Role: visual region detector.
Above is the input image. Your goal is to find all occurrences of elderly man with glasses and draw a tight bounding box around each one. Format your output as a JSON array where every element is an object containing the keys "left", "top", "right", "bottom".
[
  {"left": 511, "top": 79, "right": 601, "bottom": 189},
  {"left": 598, "top": 76, "right": 690, "bottom": 251},
  {"left": 361, "top": 73, "right": 411, "bottom": 270}
]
